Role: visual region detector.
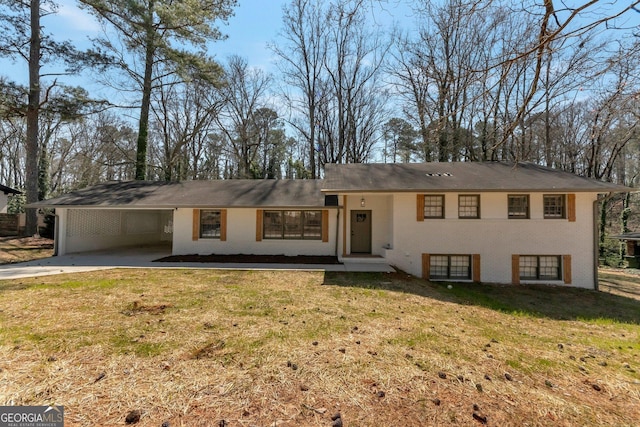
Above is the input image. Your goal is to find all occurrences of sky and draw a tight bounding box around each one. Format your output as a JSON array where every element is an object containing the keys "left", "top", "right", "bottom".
[
  {"left": 3, "top": 0, "right": 409, "bottom": 86},
  {"left": 0, "top": 0, "right": 284, "bottom": 87},
  {"left": 2, "top": 1, "right": 638, "bottom": 97}
]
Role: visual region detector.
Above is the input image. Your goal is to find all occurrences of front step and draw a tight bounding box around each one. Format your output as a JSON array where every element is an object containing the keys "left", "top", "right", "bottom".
[{"left": 341, "top": 255, "right": 388, "bottom": 264}]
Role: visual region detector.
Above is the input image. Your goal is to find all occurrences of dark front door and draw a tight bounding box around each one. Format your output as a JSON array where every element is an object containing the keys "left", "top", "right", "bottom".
[{"left": 350, "top": 210, "right": 372, "bottom": 254}]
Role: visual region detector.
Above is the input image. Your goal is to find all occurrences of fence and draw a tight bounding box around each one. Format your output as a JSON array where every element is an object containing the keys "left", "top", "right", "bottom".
[{"left": 0, "top": 213, "right": 19, "bottom": 236}]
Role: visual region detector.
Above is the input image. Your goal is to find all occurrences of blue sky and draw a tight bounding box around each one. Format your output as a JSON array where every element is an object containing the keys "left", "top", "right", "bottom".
[
  {"left": 2, "top": 1, "right": 638, "bottom": 91},
  {"left": 3, "top": 0, "right": 408, "bottom": 85},
  {"left": 2, "top": 0, "right": 297, "bottom": 85}
]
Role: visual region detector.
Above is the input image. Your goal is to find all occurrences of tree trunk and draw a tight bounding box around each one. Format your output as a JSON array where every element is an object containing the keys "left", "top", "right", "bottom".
[
  {"left": 25, "top": 0, "right": 41, "bottom": 236},
  {"left": 135, "top": 2, "right": 155, "bottom": 180}
]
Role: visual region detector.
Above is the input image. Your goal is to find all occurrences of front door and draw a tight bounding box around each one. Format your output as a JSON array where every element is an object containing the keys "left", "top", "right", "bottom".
[{"left": 350, "top": 210, "right": 372, "bottom": 254}]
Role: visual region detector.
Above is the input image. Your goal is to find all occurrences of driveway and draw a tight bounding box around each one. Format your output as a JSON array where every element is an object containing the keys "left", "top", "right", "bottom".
[{"left": 0, "top": 247, "right": 395, "bottom": 280}]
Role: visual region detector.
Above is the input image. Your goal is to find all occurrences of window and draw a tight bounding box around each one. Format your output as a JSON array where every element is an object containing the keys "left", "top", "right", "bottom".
[
  {"left": 430, "top": 255, "right": 471, "bottom": 280},
  {"left": 200, "top": 210, "right": 222, "bottom": 238},
  {"left": 543, "top": 195, "right": 565, "bottom": 219},
  {"left": 458, "top": 195, "right": 480, "bottom": 218},
  {"left": 423, "top": 195, "right": 445, "bottom": 218},
  {"left": 519, "top": 255, "right": 561, "bottom": 280},
  {"left": 508, "top": 195, "right": 529, "bottom": 219},
  {"left": 263, "top": 210, "right": 322, "bottom": 240}
]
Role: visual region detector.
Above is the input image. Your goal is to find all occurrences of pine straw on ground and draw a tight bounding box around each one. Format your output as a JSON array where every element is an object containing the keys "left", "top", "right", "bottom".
[
  {"left": 0, "top": 236, "right": 54, "bottom": 264},
  {"left": 0, "top": 269, "right": 639, "bottom": 426}
]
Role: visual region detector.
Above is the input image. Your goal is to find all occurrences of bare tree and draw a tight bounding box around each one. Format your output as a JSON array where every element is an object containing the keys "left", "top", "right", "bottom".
[
  {"left": 217, "top": 56, "right": 272, "bottom": 178},
  {"left": 274, "top": 0, "right": 389, "bottom": 171},
  {"left": 271, "top": 0, "right": 329, "bottom": 178},
  {"left": 149, "top": 73, "right": 225, "bottom": 181}
]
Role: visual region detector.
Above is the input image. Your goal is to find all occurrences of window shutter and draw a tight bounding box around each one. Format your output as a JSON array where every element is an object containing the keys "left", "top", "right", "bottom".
[
  {"left": 567, "top": 194, "right": 576, "bottom": 222},
  {"left": 322, "top": 210, "right": 329, "bottom": 242},
  {"left": 472, "top": 254, "right": 481, "bottom": 282},
  {"left": 422, "top": 253, "right": 430, "bottom": 279},
  {"left": 417, "top": 194, "right": 425, "bottom": 222},
  {"left": 563, "top": 255, "right": 572, "bottom": 284},
  {"left": 512, "top": 255, "right": 520, "bottom": 285},
  {"left": 192, "top": 209, "right": 200, "bottom": 241},
  {"left": 256, "top": 209, "right": 263, "bottom": 241},
  {"left": 220, "top": 209, "right": 227, "bottom": 242}
]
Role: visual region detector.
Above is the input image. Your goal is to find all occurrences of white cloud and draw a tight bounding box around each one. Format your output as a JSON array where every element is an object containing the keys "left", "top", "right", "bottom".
[{"left": 55, "top": 0, "right": 100, "bottom": 33}]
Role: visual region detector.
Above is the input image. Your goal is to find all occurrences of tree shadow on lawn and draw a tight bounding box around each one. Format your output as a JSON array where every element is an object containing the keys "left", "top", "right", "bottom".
[{"left": 323, "top": 271, "right": 640, "bottom": 324}]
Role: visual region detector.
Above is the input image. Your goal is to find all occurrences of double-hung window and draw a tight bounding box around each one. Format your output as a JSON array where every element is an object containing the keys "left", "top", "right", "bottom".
[
  {"left": 264, "top": 210, "right": 322, "bottom": 240},
  {"left": 508, "top": 195, "right": 529, "bottom": 219},
  {"left": 543, "top": 195, "right": 565, "bottom": 219},
  {"left": 458, "top": 195, "right": 480, "bottom": 219},
  {"left": 519, "top": 255, "right": 561, "bottom": 280},
  {"left": 199, "top": 210, "right": 222, "bottom": 238},
  {"left": 430, "top": 255, "right": 472, "bottom": 280},
  {"left": 423, "top": 195, "right": 445, "bottom": 219}
]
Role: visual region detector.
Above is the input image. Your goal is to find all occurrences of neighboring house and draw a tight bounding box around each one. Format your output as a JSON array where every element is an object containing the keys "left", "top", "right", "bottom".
[
  {"left": 0, "top": 184, "right": 21, "bottom": 236},
  {"left": 610, "top": 232, "right": 640, "bottom": 268},
  {"left": 31, "top": 162, "right": 631, "bottom": 289},
  {"left": 0, "top": 184, "right": 21, "bottom": 214}
]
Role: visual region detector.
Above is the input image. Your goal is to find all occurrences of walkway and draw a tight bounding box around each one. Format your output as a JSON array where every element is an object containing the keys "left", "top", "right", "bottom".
[{"left": 0, "top": 247, "right": 395, "bottom": 280}]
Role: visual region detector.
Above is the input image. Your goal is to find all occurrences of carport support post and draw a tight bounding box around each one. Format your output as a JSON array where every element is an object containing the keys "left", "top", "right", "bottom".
[{"left": 55, "top": 208, "right": 67, "bottom": 256}]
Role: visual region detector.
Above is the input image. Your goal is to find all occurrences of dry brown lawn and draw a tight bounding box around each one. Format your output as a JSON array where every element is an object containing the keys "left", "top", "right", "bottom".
[
  {"left": 0, "top": 269, "right": 638, "bottom": 426},
  {"left": 0, "top": 236, "right": 54, "bottom": 264}
]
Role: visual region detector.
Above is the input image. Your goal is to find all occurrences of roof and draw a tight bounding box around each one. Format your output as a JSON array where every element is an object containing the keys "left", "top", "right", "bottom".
[
  {"left": 0, "top": 184, "right": 21, "bottom": 195},
  {"left": 29, "top": 179, "right": 329, "bottom": 209},
  {"left": 29, "top": 162, "right": 632, "bottom": 209},
  {"left": 610, "top": 232, "right": 640, "bottom": 241},
  {"left": 322, "top": 162, "right": 632, "bottom": 193}
]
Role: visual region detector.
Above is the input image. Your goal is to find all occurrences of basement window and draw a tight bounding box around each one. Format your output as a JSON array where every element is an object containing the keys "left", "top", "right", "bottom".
[
  {"left": 430, "top": 255, "right": 471, "bottom": 280},
  {"left": 519, "top": 255, "right": 561, "bottom": 280}
]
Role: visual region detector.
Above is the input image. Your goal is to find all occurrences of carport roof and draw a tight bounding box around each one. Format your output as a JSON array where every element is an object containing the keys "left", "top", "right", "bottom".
[
  {"left": 29, "top": 179, "right": 329, "bottom": 209},
  {"left": 322, "top": 162, "right": 632, "bottom": 193}
]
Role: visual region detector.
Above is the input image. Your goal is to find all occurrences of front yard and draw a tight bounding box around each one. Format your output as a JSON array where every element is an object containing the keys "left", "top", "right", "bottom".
[{"left": 0, "top": 269, "right": 638, "bottom": 426}]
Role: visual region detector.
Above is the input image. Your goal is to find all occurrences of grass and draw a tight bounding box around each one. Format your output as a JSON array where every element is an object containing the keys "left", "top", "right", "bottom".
[{"left": 0, "top": 269, "right": 639, "bottom": 426}]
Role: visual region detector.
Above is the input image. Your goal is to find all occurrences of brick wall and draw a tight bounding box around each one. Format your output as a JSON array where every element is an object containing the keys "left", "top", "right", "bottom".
[{"left": 0, "top": 213, "right": 19, "bottom": 236}]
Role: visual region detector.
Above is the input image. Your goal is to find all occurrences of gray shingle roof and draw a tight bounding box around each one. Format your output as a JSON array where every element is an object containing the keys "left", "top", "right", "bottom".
[
  {"left": 30, "top": 179, "right": 328, "bottom": 209},
  {"left": 322, "top": 162, "right": 632, "bottom": 193},
  {"left": 29, "top": 162, "right": 632, "bottom": 209}
]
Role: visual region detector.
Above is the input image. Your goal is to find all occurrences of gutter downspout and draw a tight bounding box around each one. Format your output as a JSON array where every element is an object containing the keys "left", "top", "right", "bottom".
[
  {"left": 593, "top": 192, "right": 616, "bottom": 291},
  {"left": 335, "top": 207, "right": 340, "bottom": 259}
]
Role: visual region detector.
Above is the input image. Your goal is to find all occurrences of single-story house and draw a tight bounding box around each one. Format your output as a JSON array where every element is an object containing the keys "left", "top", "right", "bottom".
[
  {"left": 30, "top": 162, "right": 631, "bottom": 289},
  {"left": 0, "top": 184, "right": 21, "bottom": 214}
]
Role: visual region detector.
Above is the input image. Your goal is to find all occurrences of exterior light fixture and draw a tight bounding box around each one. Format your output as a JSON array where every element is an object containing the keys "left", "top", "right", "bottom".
[{"left": 360, "top": 197, "right": 366, "bottom": 207}]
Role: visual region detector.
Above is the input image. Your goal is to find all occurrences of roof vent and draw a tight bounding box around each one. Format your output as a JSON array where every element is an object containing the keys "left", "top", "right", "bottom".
[{"left": 425, "top": 172, "right": 453, "bottom": 177}]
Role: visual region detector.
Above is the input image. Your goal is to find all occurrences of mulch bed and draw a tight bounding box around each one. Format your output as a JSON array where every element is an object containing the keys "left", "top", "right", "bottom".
[{"left": 153, "top": 254, "right": 342, "bottom": 264}]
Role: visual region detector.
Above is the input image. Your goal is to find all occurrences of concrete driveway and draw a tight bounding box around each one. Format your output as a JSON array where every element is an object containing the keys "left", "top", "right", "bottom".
[{"left": 0, "top": 247, "right": 395, "bottom": 280}]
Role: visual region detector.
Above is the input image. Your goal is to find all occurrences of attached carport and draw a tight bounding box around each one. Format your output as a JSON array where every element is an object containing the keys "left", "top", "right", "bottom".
[
  {"left": 27, "top": 181, "right": 182, "bottom": 256},
  {"left": 54, "top": 207, "right": 173, "bottom": 255}
]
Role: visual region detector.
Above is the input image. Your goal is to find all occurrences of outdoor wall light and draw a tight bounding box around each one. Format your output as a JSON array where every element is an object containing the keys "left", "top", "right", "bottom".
[{"left": 360, "top": 197, "right": 366, "bottom": 207}]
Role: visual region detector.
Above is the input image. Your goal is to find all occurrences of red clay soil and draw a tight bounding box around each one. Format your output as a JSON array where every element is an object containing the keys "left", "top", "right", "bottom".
[{"left": 153, "top": 254, "right": 342, "bottom": 264}]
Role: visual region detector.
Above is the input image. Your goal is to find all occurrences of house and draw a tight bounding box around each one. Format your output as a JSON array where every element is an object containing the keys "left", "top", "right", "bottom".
[
  {"left": 30, "top": 162, "right": 630, "bottom": 289},
  {"left": 0, "top": 184, "right": 22, "bottom": 236},
  {"left": 610, "top": 232, "right": 640, "bottom": 268},
  {"left": 0, "top": 184, "right": 21, "bottom": 214}
]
